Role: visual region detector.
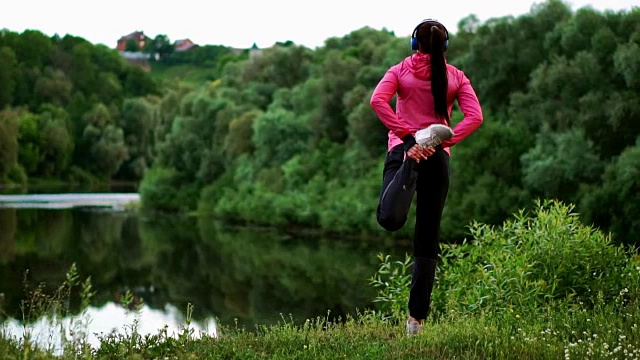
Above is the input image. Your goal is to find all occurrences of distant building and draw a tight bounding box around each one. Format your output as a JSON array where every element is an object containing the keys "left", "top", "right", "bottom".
[
  {"left": 116, "top": 31, "right": 147, "bottom": 52},
  {"left": 249, "top": 42, "right": 263, "bottom": 59},
  {"left": 115, "top": 31, "right": 151, "bottom": 71},
  {"left": 174, "top": 38, "right": 197, "bottom": 52}
]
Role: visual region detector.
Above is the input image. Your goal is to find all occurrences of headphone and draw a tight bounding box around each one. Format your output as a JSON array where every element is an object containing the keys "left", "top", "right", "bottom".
[{"left": 411, "top": 19, "right": 449, "bottom": 51}]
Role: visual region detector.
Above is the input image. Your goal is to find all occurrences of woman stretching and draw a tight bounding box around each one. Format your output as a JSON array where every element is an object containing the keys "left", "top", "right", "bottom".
[{"left": 370, "top": 19, "right": 483, "bottom": 335}]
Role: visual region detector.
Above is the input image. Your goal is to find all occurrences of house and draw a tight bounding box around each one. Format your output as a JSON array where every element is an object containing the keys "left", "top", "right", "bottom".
[
  {"left": 249, "top": 42, "right": 263, "bottom": 59},
  {"left": 116, "top": 31, "right": 147, "bottom": 52},
  {"left": 174, "top": 38, "right": 197, "bottom": 52}
]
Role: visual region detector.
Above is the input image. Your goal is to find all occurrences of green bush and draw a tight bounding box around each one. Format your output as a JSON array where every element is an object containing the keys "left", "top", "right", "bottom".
[
  {"left": 6, "top": 163, "right": 27, "bottom": 186},
  {"left": 139, "top": 167, "right": 198, "bottom": 213},
  {"left": 371, "top": 200, "right": 640, "bottom": 321}
]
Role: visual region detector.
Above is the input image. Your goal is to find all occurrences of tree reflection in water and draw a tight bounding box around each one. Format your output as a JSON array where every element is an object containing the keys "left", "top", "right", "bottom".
[{"left": 0, "top": 207, "right": 401, "bottom": 331}]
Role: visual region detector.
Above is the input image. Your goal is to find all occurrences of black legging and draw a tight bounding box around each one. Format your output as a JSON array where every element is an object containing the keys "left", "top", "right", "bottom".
[{"left": 377, "top": 144, "right": 450, "bottom": 258}]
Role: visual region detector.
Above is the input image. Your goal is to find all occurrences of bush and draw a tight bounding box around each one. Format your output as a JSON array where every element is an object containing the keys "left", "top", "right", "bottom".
[
  {"left": 139, "top": 167, "right": 197, "bottom": 213},
  {"left": 371, "top": 200, "right": 640, "bottom": 321}
]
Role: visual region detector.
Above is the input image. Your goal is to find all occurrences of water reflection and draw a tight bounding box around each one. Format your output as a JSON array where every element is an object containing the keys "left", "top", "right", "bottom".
[
  {"left": 3, "top": 303, "right": 216, "bottom": 354},
  {"left": 0, "top": 202, "right": 402, "bottom": 340}
]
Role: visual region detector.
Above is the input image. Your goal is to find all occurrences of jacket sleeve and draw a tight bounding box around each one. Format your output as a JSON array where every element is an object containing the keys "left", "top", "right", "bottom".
[
  {"left": 370, "top": 67, "right": 413, "bottom": 141},
  {"left": 442, "top": 71, "right": 483, "bottom": 148}
]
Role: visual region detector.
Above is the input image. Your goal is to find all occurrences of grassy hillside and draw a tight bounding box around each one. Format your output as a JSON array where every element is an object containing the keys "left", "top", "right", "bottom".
[{"left": 149, "top": 62, "right": 218, "bottom": 86}]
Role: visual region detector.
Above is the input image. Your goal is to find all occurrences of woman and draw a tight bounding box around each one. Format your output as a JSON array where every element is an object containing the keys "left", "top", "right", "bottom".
[{"left": 370, "top": 19, "right": 483, "bottom": 334}]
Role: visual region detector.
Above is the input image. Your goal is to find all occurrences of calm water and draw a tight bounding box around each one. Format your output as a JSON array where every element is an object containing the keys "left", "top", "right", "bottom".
[{"left": 0, "top": 193, "right": 404, "bottom": 348}]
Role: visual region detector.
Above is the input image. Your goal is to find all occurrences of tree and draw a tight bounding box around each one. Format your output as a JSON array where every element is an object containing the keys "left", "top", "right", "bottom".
[
  {"left": 34, "top": 67, "right": 73, "bottom": 106},
  {"left": 521, "top": 127, "right": 604, "bottom": 203},
  {"left": 581, "top": 140, "right": 640, "bottom": 248},
  {"left": 12, "top": 30, "right": 54, "bottom": 69},
  {"left": 252, "top": 107, "right": 311, "bottom": 167},
  {"left": 313, "top": 50, "right": 360, "bottom": 143},
  {"left": 344, "top": 85, "right": 387, "bottom": 157},
  {"left": 0, "top": 47, "right": 17, "bottom": 109},
  {"left": 118, "top": 97, "right": 155, "bottom": 179},
  {"left": 223, "top": 110, "right": 258, "bottom": 159},
  {"left": 0, "top": 109, "right": 19, "bottom": 178},
  {"left": 125, "top": 38, "right": 140, "bottom": 52},
  {"left": 17, "top": 110, "right": 42, "bottom": 174},
  {"left": 80, "top": 103, "right": 128, "bottom": 178},
  {"left": 147, "top": 34, "right": 174, "bottom": 60},
  {"left": 614, "top": 41, "right": 640, "bottom": 91},
  {"left": 38, "top": 105, "right": 73, "bottom": 176}
]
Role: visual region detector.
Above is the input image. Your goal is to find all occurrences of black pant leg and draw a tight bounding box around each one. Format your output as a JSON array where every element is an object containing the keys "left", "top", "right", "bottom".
[
  {"left": 376, "top": 145, "right": 418, "bottom": 232},
  {"left": 413, "top": 148, "right": 450, "bottom": 258},
  {"left": 408, "top": 147, "right": 450, "bottom": 320}
]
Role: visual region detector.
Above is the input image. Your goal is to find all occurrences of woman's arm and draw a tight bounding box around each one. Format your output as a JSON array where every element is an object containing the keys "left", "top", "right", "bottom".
[
  {"left": 370, "top": 68, "right": 414, "bottom": 144},
  {"left": 442, "top": 72, "right": 483, "bottom": 148}
]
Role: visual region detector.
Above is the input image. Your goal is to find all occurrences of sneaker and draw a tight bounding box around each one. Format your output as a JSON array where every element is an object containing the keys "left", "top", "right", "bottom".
[
  {"left": 406, "top": 317, "right": 423, "bottom": 336},
  {"left": 415, "top": 124, "right": 454, "bottom": 148}
]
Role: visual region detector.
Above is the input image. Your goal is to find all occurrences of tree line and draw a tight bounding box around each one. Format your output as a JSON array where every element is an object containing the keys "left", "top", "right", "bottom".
[
  {"left": 0, "top": 30, "right": 243, "bottom": 185},
  {"left": 140, "top": 0, "right": 639, "bottom": 248},
  {"left": 1, "top": 0, "right": 638, "bottom": 248}
]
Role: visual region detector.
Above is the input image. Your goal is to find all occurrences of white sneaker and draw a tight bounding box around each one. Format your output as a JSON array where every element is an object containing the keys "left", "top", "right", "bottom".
[
  {"left": 415, "top": 124, "right": 454, "bottom": 148},
  {"left": 406, "top": 318, "right": 423, "bottom": 336}
]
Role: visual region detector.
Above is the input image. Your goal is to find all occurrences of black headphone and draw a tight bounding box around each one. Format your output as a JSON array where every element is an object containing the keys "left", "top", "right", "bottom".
[{"left": 411, "top": 19, "right": 449, "bottom": 51}]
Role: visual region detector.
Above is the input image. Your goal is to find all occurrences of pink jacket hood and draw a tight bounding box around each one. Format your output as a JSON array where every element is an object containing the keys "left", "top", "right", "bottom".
[{"left": 405, "top": 53, "right": 433, "bottom": 81}]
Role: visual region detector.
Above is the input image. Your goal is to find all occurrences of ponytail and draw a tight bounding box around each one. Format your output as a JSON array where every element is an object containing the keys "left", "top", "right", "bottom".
[
  {"left": 416, "top": 21, "right": 449, "bottom": 124},
  {"left": 429, "top": 26, "right": 449, "bottom": 124}
]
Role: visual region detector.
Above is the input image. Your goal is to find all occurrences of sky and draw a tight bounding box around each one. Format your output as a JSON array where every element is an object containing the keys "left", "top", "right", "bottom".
[{"left": 1, "top": 0, "right": 638, "bottom": 49}]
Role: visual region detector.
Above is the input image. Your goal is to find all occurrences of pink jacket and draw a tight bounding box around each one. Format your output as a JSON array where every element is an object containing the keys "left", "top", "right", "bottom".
[{"left": 370, "top": 53, "right": 483, "bottom": 152}]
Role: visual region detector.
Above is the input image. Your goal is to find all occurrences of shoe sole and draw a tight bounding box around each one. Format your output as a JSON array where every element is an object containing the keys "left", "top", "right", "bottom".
[{"left": 415, "top": 124, "right": 454, "bottom": 147}]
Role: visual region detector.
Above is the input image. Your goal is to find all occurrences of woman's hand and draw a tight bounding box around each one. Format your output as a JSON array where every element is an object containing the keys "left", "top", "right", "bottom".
[{"left": 406, "top": 145, "right": 435, "bottom": 162}]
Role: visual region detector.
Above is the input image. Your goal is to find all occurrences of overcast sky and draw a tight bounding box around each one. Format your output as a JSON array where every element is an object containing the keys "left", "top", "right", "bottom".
[{"left": 1, "top": 0, "right": 637, "bottom": 49}]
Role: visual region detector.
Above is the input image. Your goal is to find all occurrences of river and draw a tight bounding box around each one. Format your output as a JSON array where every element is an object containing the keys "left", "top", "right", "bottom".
[{"left": 0, "top": 192, "right": 404, "bottom": 350}]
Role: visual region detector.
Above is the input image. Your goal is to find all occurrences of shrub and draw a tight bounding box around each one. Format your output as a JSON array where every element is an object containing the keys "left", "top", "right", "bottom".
[{"left": 370, "top": 200, "right": 640, "bottom": 321}]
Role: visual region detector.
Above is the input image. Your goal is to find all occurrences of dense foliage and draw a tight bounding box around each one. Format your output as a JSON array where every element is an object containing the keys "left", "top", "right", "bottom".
[
  {"left": 1, "top": 0, "right": 638, "bottom": 247},
  {"left": 372, "top": 200, "right": 640, "bottom": 320},
  {"left": 139, "top": 0, "right": 640, "bottom": 248},
  {"left": 0, "top": 29, "right": 163, "bottom": 184}
]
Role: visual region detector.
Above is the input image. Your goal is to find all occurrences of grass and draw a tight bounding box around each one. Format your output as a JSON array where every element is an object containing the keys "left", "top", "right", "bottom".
[
  {"left": 181, "top": 305, "right": 640, "bottom": 360},
  {"left": 1, "top": 304, "right": 639, "bottom": 359},
  {"left": 149, "top": 63, "right": 217, "bottom": 86}
]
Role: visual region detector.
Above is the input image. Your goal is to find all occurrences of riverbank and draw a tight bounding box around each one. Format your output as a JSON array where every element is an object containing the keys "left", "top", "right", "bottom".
[
  {"left": 1, "top": 304, "right": 638, "bottom": 359},
  {"left": 0, "top": 193, "right": 140, "bottom": 211},
  {"left": 0, "top": 179, "right": 139, "bottom": 193},
  {"left": 2, "top": 201, "right": 638, "bottom": 359}
]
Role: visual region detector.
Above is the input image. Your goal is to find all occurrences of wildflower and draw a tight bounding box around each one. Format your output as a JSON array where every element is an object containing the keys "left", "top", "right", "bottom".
[
  {"left": 516, "top": 314, "right": 520, "bottom": 319},
  {"left": 620, "top": 288, "right": 629, "bottom": 296}
]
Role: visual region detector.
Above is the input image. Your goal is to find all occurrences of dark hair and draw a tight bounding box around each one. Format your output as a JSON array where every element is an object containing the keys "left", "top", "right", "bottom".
[{"left": 417, "top": 22, "right": 449, "bottom": 124}]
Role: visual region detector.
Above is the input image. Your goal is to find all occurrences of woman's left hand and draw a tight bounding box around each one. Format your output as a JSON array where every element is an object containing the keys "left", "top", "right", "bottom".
[
  {"left": 407, "top": 145, "right": 435, "bottom": 162},
  {"left": 420, "top": 146, "right": 436, "bottom": 159}
]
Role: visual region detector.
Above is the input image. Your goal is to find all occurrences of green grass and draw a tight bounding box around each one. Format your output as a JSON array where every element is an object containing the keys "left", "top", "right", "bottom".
[
  {"left": 1, "top": 304, "right": 639, "bottom": 359},
  {"left": 183, "top": 305, "right": 639, "bottom": 360},
  {"left": 149, "top": 63, "right": 218, "bottom": 86}
]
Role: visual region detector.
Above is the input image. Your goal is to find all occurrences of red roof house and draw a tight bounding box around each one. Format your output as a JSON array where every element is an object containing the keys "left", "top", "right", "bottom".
[
  {"left": 116, "top": 31, "right": 147, "bottom": 52},
  {"left": 174, "top": 39, "right": 197, "bottom": 52}
]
